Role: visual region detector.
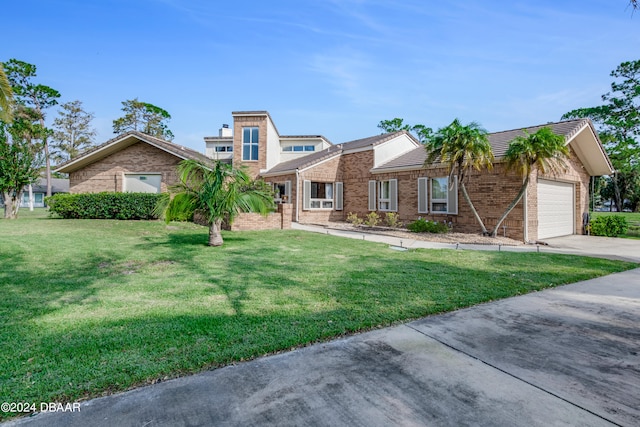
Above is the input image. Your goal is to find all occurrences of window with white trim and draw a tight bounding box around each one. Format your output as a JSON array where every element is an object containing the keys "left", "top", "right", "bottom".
[
  {"left": 215, "top": 146, "right": 233, "bottom": 152},
  {"left": 379, "top": 181, "right": 390, "bottom": 210},
  {"left": 273, "top": 181, "right": 291, "bottom": 203},
  {"left": 429, "top": 176, "right": 458, "bottom": 214},
  {"left": 310, "top": 182, "right": 333, "bottom": 209},
  {"left": 282, "top": 145, "right": 315, "bottom": 152},
  {"left": 242, "top": 127, "right": 259, "bottom": 161}
]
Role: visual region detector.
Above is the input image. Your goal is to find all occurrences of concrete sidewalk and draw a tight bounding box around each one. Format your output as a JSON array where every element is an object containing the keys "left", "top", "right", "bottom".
[{"left": 6, "top": 268, "right": 639, "bottom": 427}]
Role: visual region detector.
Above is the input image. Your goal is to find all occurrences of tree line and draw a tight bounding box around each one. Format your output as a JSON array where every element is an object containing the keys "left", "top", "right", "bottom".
[
  {"left": 0, "top": 58, "right": 175, "bottom": 218},
  {"left": 380, "top": 59, "right": 640, "bottom": 217}
]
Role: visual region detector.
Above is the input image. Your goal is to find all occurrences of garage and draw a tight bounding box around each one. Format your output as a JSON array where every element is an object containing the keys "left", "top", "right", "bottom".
[{"left": 537, "top": 179, "right": 575, "bottom": 239}]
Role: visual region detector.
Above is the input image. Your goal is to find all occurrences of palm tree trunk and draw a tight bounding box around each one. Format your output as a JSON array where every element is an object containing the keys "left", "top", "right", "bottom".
[
  {"left": 460, "top": 182, "right": 488, "bottom": 235},
  {"left": 491, "top": 175, "right": 530, "bottom": 237},
  {"left": 208, "top": 219, "right": 224, "bottom": 246}
]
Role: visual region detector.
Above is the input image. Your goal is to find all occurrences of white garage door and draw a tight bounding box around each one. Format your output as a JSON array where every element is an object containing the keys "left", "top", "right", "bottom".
[
  {"left": 124, "top": 174, "right": 162, "bottom": 193},
  {"left": 537, "top": 180, "right": 574, "bottom": 239}
]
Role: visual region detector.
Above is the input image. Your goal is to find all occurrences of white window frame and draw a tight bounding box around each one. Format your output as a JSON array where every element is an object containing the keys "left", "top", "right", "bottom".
[
  {"left": 430, "top": 176, "right": 458, "bottom": 214},
  {"left": 378, "top": 179, "right": 397, "bottom": 212},
  {"left": 273, "top": 181, "right": 292, "bottom": 203},
  {"left": 303, "top": 180, "right": 334, "bottom": 210},
  {"left": 242, "top": 127, "right": 259, "bottom": 161}
]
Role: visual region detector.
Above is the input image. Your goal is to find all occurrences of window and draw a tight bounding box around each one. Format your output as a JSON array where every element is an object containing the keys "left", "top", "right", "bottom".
[
  {"left": 242, "top": 127, "right": 259, "bottom": 161},
  {"left": 282, "top": 145, "right": 315, "bottom": 152},
  {"left": 431, "top": 177, "right": 448, "bottom": 213},
  {"left": 311, "top": 182, "right": 333, "bottom": 208},
  {"left": 370, "top": 179, "right": 397, "bottom": 212},
  {"left": 273, "top": 181, "right": 291, "bottom": 203},
  {"left": 429, "top": 177, "right": 457, "bottom": 214},
  {"left": 379, "top": 181, "right": 390, "bottom": 210},
  {"left": 215, "top": 146, "right": 233, "bottom": 152}
]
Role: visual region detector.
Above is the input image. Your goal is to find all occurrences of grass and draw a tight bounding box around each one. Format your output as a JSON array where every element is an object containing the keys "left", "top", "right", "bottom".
[
  {"left": 592, "top": 211, "right": 640, "bottom": 239},
  {"left": 1, "top": 209, "right": 637, "bottom": 420}
]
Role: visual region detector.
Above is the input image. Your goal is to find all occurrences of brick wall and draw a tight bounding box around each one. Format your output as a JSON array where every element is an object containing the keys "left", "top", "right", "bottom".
[
  {"left": 69, "top": 142, "right": 181, "bottom": 193},
  {"left": 298, "top": 154, "right": 344, "bottom": 224},
  {"left": 232, "top": 115, "right": 267, "bottom": 179},
  {"left": 225, "top": 203, "right": 292, "bottom": 231}
]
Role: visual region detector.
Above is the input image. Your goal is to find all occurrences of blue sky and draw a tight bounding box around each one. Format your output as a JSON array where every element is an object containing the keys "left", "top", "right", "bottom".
[{"left": 4, "top": 0, "right": 640, "bottom": 152}]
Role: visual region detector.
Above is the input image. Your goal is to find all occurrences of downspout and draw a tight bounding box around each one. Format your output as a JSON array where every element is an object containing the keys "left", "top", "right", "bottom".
[{"left": 295, "top": 168, "right": 300, "bottom": 223}]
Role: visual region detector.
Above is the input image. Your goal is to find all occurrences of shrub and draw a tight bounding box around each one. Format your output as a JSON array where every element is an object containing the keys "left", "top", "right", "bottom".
[
  {"left": 384, "top": 212, "right": 403, "bottom": 228},
  {"left": 589, "top": 215, "right": 628, "bottom": 237},
  {"left": 407, "top": 218, "right": 449, "bottom": 234},
  {"left": 346, "top": 212, "right": 363, "bottom": 226},
  {"left": 46, "top": 192, "right": 163, "bottom": 220},
  {"left": 364, "top": 211, "right": 380, "bottom": 227}
]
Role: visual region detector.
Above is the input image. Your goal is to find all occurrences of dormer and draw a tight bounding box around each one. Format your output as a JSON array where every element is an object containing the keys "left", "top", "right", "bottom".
[{"left": 204, "top": 124, "right": 234, "bottom": 162}]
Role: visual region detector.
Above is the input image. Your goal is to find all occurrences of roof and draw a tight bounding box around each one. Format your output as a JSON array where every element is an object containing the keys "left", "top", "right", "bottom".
[
  {"left": 341, "top": 130, "right": 415, "bottom": 151},
  {"left": 262, "top": 130, "right": 418, "bottom": 176},
  {"left": 372, "top": 119, "right": 613, "bottom": 176},
  {"left": 31, "top": 178, "right": 69, "bottom": 193},
  {"left": 263, "top": 143, "right": 344, "bottom": 175},
  {"left": 54, "top": 131, "right": 213, "bottom": 174}
]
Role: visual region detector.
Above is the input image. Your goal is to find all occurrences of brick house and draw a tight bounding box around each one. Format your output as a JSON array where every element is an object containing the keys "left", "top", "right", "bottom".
[
  {"left": 223, "top": 111, "right": 612, "bottom": 242},
  {"left": 57, "top": 111, "right": 613, "bottom": 241},
  {"left": 55, "top": 131, "right": 213, "bottom": 194}
]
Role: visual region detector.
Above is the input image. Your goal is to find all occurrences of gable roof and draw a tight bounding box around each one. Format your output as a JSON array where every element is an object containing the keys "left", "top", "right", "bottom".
[
  {"left": 372, "top": 119, "right": 613, "bottom": 176},
  {"left": 54, "top": 131, "right": 213, "bottom": 174}
]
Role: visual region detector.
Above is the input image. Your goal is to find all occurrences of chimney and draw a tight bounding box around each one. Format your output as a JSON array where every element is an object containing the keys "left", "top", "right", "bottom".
[{"left": 219, "top": 124, "right": 232, "bottom": 137}]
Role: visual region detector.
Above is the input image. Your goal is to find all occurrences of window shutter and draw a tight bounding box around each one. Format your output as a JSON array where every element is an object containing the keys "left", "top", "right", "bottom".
[
  {"left": 448, "top": 176, "right": 458, "bottom": 214},
  {"left": 335, "top": 182, "right": 343, "bottom": 211},
  {"left": 284, "top": 180, "right": 292, "bottom": 202},
  {"left": 368, "top": 180, "right": 377, "bottom": 211},
  {"left": 303, "top": 180, "right": 311, "bottom": 210},
  {"left": 418, "top": 177, "right": 428, "bottom": 213},
  {"left": 389, "top": 179, "right": 398, "bottom": 212}
]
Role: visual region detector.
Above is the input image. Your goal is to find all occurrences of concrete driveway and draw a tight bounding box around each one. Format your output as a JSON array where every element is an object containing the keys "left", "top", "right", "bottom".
[
  {"left": 5, "top": 267, "right": 639, "bottom": 427},
  {"left": 543, "top": 235, "right": 640, "bottom": 263}
]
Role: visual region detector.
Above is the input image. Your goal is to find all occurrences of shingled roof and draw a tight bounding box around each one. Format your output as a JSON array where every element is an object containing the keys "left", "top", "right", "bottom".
[
  {"left": 372, "top": 119, "right": 611, "bottom": 175},
  {"left": 262, "top": 130, "right": 416, "bottom": 175},
  {"left": 55, "top": 131, "right": 213, "bottom": 173}
]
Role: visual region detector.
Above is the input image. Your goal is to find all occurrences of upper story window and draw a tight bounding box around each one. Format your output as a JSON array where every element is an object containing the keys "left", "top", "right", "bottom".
[
  {"left": 242, "top": 127, "right": 259, "bottom": 161},
  {"left": 214, "top": 146, "right": 233, "bottom": 152},
  {"left": 282, "top": 145, "right": 315, "bottom": 152}
]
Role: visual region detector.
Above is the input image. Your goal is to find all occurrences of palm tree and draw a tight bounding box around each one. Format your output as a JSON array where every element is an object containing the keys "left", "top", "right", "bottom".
[
  {"left": 425, "top": 119, "right": 494, "bottom": 234},
  {"left": 490, "top": 127, "right": 569, "bottom": 237},
  {"left": 160, "top": 159, "right": 275, "bottom": 246},
  {"left": 0, "top": 64, "right": 13, "bottom": 122}
]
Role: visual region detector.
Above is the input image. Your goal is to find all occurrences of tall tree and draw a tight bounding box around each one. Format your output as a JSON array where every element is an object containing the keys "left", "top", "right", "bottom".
[
  {"left": 159, "top": 160, "right": 274, "bottom": 246},
  {"left": 113, "top": 98, "right": 174, "bottom": 141},
  {"left": 563, "top": 59, "right": 640, "bottom": 211},
  {"left": 378, "top": 118, "right": 433, "bottom": 143},
  {"left": 490, "top": 127, "right": 569, "bottom": 237},
  {"left": 2, "top": 59, "right": 60, "bottom": 197},
  {"left": 51, "top": 100, "right": 96, "bottom": 162},
  {"left": 425, "top": 119, "right": 494, "bottom": 234},
  {"left": 0, "top": 64, "right": 13, "bottom": 123},
  {"left": 0, "top": 121, "right": 42, "bottom": 219}
]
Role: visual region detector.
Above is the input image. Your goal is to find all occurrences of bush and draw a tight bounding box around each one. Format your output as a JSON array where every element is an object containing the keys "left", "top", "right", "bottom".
[
  {"left": 589, "top": 215, "right": 628, "bottom": 237},
  {"left": 46, "top": 192, "right": 163, "bottom": 220},
  {"left": 346, "top": 212, "right": 363, "bottom": 226},
  {"left": 407, "top": 218, "right": 449, "bottom": 234},
  {"left": 384, "top": 212, "right": 403, "bottom": 228},
  {"left": 364, "top": 211, "right": 380, "bottom": 227}
]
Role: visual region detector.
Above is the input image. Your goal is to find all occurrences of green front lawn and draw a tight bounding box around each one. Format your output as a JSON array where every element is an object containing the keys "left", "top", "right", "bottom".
[
  {"left": 1, "top": 210, "right": 636, "bottom": 420},
  {"left": 592, "top": 211, "right": 640, "bottom": 239}
]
